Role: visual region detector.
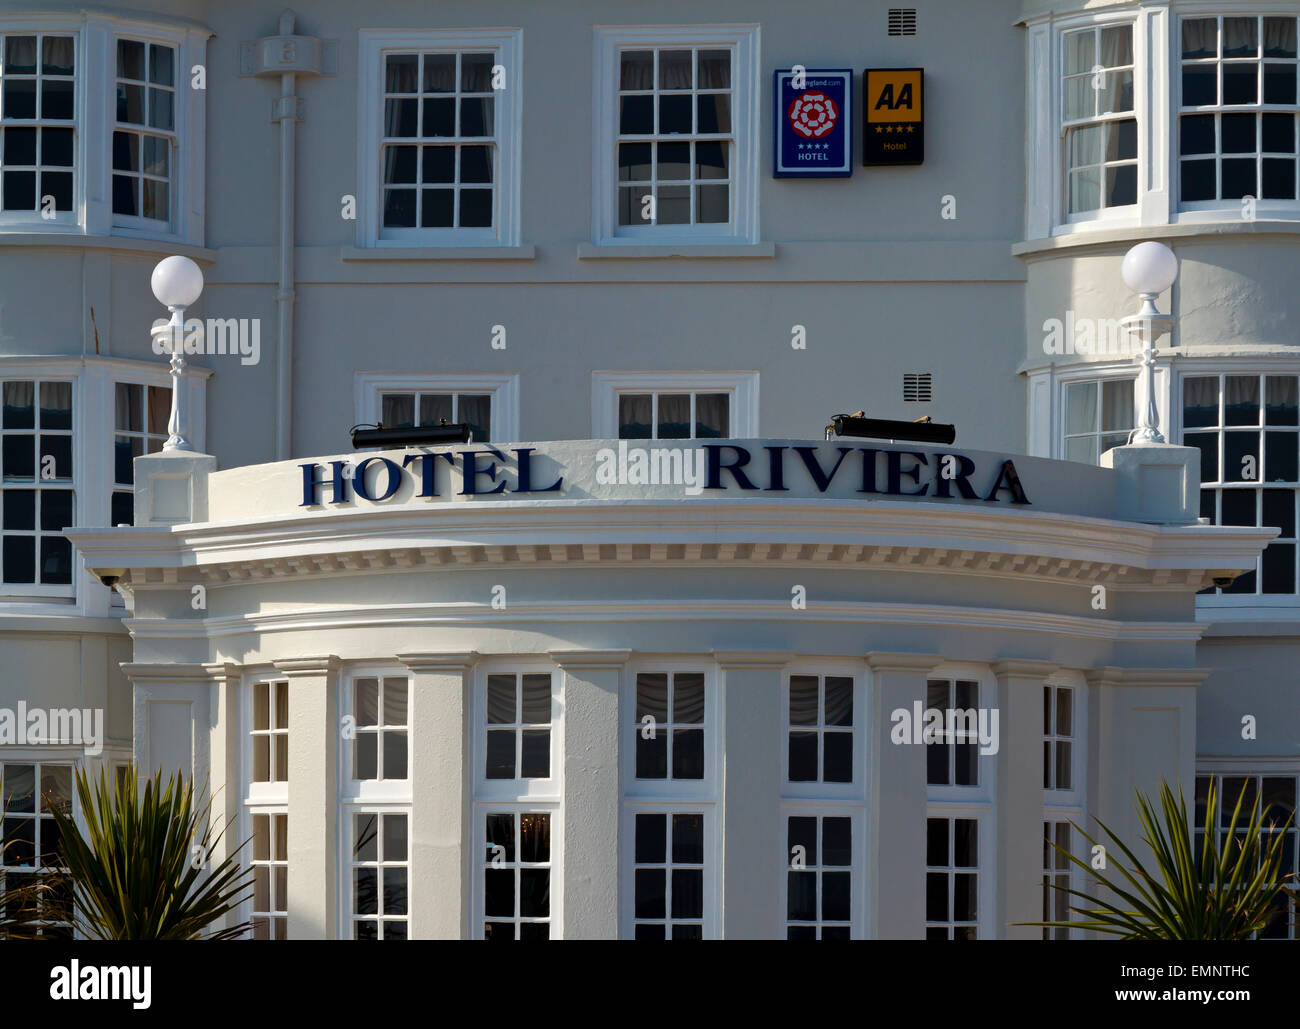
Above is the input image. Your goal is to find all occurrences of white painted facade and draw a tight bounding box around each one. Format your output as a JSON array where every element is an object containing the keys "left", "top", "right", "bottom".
[{"left": 1, "top": 0, "right": 1298, "bottom": 939}]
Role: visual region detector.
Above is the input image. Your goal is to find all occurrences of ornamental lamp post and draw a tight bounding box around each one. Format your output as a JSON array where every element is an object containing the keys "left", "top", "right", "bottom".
[
  {"left": 1120, "top": 241, "right": 1178, "bottom": 445},
  {"left": 150, "top": 255, "right": 204, "bottom": 452}
]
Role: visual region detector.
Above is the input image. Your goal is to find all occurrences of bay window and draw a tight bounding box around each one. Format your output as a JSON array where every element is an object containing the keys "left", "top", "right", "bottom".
[
  {"left": 0, "top": 13, "right": 204, "bottom": 242},
  {"left": 0, "top": 33, "right": 75, "bottom": 222},
  {"left": 1183, "top": 372, "right": 1300, "bottom": 596},
  {"left": 1062, "top": 23, "right": 1137, "bottom": 217},
  {"left": 1180, "top": 15, "right": 1299, "bottom": 204}
]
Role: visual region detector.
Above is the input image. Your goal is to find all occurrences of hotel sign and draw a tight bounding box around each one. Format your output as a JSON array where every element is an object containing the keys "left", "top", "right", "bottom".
[
  {"left": 773, "top": 69, "right": 853, "bottom": 177},
  {"left": 864, "top": 68, "right": 923, "bottom": 166},
  {"left": 299, "top": 443, "right": 1029, "bottom": 507}
]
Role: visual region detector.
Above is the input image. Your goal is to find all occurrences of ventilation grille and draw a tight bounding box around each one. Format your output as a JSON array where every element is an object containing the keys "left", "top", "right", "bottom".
[
  {"left": 903, "top": 373, "right": 932, "bottom": 402},
  {"left": 889, "top": 9, "right": 918, "bottom": 36}
]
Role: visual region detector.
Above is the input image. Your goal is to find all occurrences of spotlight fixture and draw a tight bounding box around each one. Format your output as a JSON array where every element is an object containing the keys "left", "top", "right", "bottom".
[
  {"left": 825, "top": 411, "right": 957, "bottom": 445},
  {"left": 350, "top": 422, "right": 472, "bottom": 449}
]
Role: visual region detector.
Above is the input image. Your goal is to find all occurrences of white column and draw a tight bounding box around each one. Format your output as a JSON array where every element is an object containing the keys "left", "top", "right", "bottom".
[
  {"left": 993, "top": 659, "right": 1059, "bottom": 940},
  {"left": 550, "top": 649, "right": 628, "bottom": 939},
  {"left": 867, "top": 652, "right": 943, "bottom": 940},
  {"left": 1086, "top": 667, "right": 1205, "bottom": 860},
  {"left": 276, "top": 655, "right": 340, "bottom": 940},
  {"left": 715, "top": 650, "right": 792, "bottom": 940},
  {"left": 397, "top": 651, "right": 477, "bottom": 939}
]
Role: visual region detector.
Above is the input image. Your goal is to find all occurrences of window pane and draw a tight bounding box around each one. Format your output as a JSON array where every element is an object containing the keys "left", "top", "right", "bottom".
[
  {"left": 694, "top": 392, "right": 728, "bottom": 437},
  {"left": 618, "top": 394, "right": 652, "bottom": 439},
  {"left": 486, "top": 674, "right": 516, "bottom": 724},
  {"left": 1183, "top": 19, "right": 1217, "bottom": 60},
  {"left": 823, "top": 732, "right": 852, "bottom": 783},
  {"left": 672, "top": 673, "right": 704, "bottom": 723},
  {"left": 1066, "top": 381, "right": 1098, "bottom": 435},
  {"left": 657, "top": 394, "right": 690, "bottom": 439},
  {"left": 789, "top": 675, "right": 818, "bottom": 725},
  {"left": 824, "top": 677, "right": 853, "bottom": 726},
  {"left": 1225, "top": 376, "right": 1260, "bottom": 425},
  {"left": 636, "top": 813, "right": 666, "bottom": 863},
  {"left": 519, "top": 674, "right": 550, "bottom": 724}
]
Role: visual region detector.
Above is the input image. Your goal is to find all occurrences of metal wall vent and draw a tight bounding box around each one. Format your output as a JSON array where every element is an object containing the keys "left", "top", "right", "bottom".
[
  {"left": 889, "top": 9, "right": 918, "bottom": 36},
  {"left": 903, "top": 373, "right": 932, "bottom": 402}
]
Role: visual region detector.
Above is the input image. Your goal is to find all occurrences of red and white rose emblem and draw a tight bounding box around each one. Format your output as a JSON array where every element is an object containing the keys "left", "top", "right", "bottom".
[{"left": 788, "top": 91, "right": 838, "bottom": 138}]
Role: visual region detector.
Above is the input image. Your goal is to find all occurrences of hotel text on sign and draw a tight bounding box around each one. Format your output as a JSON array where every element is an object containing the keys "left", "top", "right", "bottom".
[{"left": 865, "top": 68, "right": 924, "bottom": 165}]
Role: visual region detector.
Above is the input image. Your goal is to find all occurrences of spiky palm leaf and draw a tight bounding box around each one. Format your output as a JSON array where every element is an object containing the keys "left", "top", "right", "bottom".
[
  {"left": 2, "top": 765, "right": 254, "bottom": 940},
  {"left": 1022, "top": 778, "right": 1294, "bottom": 940}
]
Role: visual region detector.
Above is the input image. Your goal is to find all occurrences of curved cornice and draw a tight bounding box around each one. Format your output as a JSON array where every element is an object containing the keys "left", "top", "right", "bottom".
[{"left": 67, "top": 498, "right": 1274, "bottom": 592}]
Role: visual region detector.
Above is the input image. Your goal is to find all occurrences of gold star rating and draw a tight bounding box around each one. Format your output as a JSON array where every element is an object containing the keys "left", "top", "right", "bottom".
[{"left": 874, "top": 125, "right": 883, "bottom": 133}]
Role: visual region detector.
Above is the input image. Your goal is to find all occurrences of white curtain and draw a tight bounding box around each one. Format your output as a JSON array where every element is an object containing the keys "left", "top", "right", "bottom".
[
  {"left": 43, "top": 36, "right": 74, "bottom": 76},
  {"left": 1265, "top": 17, "right": 1297, "bottom": 58},
  {"left": 1182, "top": 19, "right": 1217, "bottom": 60},
  {"left": 619, "top": 50, "right": 654, "bottom": 90},
  {"left": 694, "top": 392, "right": 728, "bottom": 438}
]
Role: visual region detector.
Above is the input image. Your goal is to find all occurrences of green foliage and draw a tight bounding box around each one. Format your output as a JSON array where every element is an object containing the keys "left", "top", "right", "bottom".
[
  {"left": 1024, "top": 778, "right": 1294, "bottom": 940},
  {"left": 1, "top": 765, "right": 253, "bottom": 940}
]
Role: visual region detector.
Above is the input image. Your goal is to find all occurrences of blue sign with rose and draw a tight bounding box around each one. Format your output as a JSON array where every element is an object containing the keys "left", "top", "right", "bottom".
[{"left": 773, "top": 69, "right": 853, "bottom": 177}]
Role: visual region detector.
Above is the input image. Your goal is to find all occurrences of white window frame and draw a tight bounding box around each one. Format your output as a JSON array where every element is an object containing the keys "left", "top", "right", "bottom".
[
  {"left": 1194, "top": 760, "right": 1300, "bottom": 940},
  {"left": 781, "top": 665, "right": 868, "bottom": 801},
  {"left": 340, "top": 803, "right": 411, "bottom": 940},
  {"left": 0, "top": 754, "right": 78, "bottom": 937},
  {"left": 0, "top": 27, "right": 79, "bottom": 230},
  {"left": 110, "top": 35, "right": 178, "bottom": 231},
  {"left": 923, "top": 663, "right": 996, "bottom": 939},
  {"left": 1027, "top": 4, "right": 1300, "bottom": 238},
  {"left": 110, "top": 378, "right": 169, "bottom": 529},
  {"left": 238, "top": 672, "right": 289, "bottom": 940},
  {"left": 0, "top": 355, "right": 205, "bottom": 615},
  {"left": 0, "top": 373, "right": 78, "bottom": 598},
  {"left": 1025, "top": 361, "right": 1152, "bottom": 461},
  {"left": 923, "top": 806, "right": 996, "bottom": 941},
  {"left": 591, "top": 369, "right": 759, "bottom": 439},
  {"left": 0, "top": 12, "right": 206, "bottom": 243},
  {"left": 1042, "top": 671, "right": 1087, "bottom": 940},
  {"left": 924, "top": 664, "right": 998, "bottom": 806},
  {"left": 1061, "top": 375, "right": 1138, "bottom": 466},
  {"left": 1043, "top": 675, "right": 1087, "bottom": 806},
  {"left": 1175, "top": 361, "right": 1300, "bottom": 613},
  {"left": 1175, "top": 9, "right": 1300, "bottom": 221},
  {"left": 620, "top": 658, "right": 720, "bottom": 939},
  {"left": 591, "top": 24, "right": 760, "bottom": 246},
  {"left": 356, "top": 28, "right": 522, "bottom": 248},
  {"left": 1060, "top": 21, "right": 1141, "bottom": 224},
  {"left": 780, "top": 805, "right": 864, "bottom": 940},
  {"left": 622, "top": 661, "right": 718, "bottom": 801},
  {"left": 355, "top": 371, "right": 519, "bottom": 444},
  {"left": 472, "top": 661, "right": 560, "bottom": 803},
  {"left": 620, "top": 801, "right": 719, "bottom": 940},
  {"left": 473, "top": 803, "right": 561, "bottom": 940}
]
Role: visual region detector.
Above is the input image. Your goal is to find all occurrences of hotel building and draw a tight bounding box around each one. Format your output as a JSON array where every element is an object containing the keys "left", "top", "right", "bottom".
[{"left": 0, "top": 0, "right": 1297, "bottom": 939}]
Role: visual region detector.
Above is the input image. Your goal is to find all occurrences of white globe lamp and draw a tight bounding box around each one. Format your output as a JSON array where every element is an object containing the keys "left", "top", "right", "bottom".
[{"left": 150, "top": 256, "right": 205, "bottom": 452}]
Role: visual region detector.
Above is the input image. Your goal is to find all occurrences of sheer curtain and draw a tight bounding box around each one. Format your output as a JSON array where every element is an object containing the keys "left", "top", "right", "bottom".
[
  {"left": 1264, "top": 16, "right": 1297, "bottom": 58},
  {"left": 694, "top": 393, "right": 729, "bottom": 438},
  {"left": 42, "top": 36, "right": 73, "bottom": 76}
]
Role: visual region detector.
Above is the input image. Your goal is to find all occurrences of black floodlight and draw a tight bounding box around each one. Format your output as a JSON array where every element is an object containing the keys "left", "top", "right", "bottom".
[
  {"left": 350, "top": 422, "right": 472, "bottom": 449},
  {"left": 825, "top": 411, "right": 956, "bottom": 445}
]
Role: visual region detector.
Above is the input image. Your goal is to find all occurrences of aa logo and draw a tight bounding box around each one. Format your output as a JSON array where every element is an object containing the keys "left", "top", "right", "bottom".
[{"left": 873, "top": 82, "right": 914, "bottom": 112}]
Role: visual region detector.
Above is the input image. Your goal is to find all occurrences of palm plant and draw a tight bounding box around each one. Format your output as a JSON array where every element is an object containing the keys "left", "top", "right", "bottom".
[
  {"left": 0, "top": 765, "right": 254, "bottom": 940},
  {"left": 1025, "top": 778, "right": 1295, "bottom": 940}
]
